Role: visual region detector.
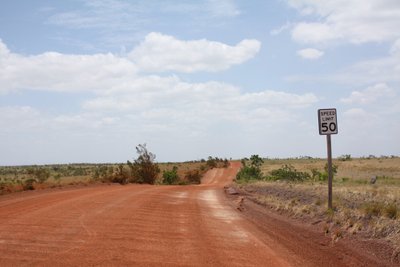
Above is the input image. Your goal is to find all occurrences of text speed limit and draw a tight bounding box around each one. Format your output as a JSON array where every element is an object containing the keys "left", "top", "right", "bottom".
[{"left": 318, "top": 108, "right": 338, "bottom": 135}]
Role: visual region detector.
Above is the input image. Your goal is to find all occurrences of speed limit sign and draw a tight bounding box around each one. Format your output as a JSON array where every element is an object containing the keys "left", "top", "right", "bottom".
[
  {"left": 318, "top": 108, "right": 338, "bottom": 135},
  {"left": 318, "top": 108, "right": 338, "bottom": 210}
]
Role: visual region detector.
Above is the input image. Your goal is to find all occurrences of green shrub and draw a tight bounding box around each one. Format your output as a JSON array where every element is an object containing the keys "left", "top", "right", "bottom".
[
  {"left": 268, "top": 164, "right": 310, "bottom": 182},
  {"left": 324, "top": 163, "right": 338, "bottom": 175},
  {"left": 110, "top": 164, "right": 130, "bottom": 184},
  {"left": 206, "top": 156, "right": 217, "bottom": 169},
  {"left": 249, "top": 155, "right": 263, "bottom": 168},
  {"left": 185, "top": 169, "right": 202, "bottom": 184},
  {"left": 127, "top": 144, "right": 160, "bottom": 184},
  {"left": 311, "top": 168, "right": 325, "bottom": 181},
  {"left": 310, "top": 164, "right": 338, "bottom": 182},
  {"left": 33, "top": 168, "right": 50, "bottom": 184},
  {"left": 236, "top": 155, "right": 264, "bottom": 181},
  {"left": 236, "top": 166, "right": 262, "bottom": 181},
  {"left": 338, "top": 154, "right": 352, "bottom": 161},
  {"left": 163, "top": 166, "right": 179, "bottom": 185},
  {"left": 23, "top": 178, "right": 36, "bottom": 190}
]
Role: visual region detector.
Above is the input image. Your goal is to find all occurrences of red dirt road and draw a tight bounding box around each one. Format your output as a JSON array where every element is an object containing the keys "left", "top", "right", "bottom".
[{"left": 0, "top": 163, "right": 390, "bottom": 266}]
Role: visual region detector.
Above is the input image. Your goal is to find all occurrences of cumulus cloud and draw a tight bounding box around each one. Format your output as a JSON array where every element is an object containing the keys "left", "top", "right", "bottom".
[
  {"left": 0, "top": 78, "right": 318, "bottom": 164},
  {"left": 0, "top": 33, "right": 261, "bottom": 95},
  {"left": 0, "top": 39, "right": 10, "bottom": 55},
  {"left": 0, "top": 33, "right": 260, "bottom": 96},
  {"left": 288, "top": 0, "right": 400, "bottom": 44},
  {"left": 0, "top": 39, "right": 137, "bottom": 94},
  {"left": 297, "top": 48, "right": 324, "bottom": 59},
  {"left": 83, "top": 77, "right": 318, "bottom": 128},
  {"left": 340, "top": 83, "right": 396, "bottom": 104},
  {"left": 0, "top": 37, "right": 318, "bottom": 163},
  {"left": 128, "top": 32, "right": 261, "bottom": 73}
]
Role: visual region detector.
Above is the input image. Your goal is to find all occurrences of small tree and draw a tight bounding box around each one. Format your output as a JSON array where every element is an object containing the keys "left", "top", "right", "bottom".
[
  {"left": 250, "top": 155, "right": 264, "bottom": 168},
  {"left": 206, "top": 156, "right": 217, "bottom": 169},
  {"left": 127, "top": 144, "right": 160, "bottom": 184},
  {"left": 236, "top": 155, "right": 263, "bottom": 181},
  {"left": 34, "top": 168, "right": 50, "bottom": 184},
  {"left": 163, "top": 166, "right": 179, "bottom": 185}
]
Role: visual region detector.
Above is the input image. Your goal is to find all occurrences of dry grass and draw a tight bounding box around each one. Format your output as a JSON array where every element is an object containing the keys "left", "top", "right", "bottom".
[
  {"left": 260, "top": 157, "right": 400, "bottom": 182},
  {"left": 0, "top": 161, "right": 208, "bottom": 194},
  {"left": 234, "top": 157, "right": 400, "bottom": 261},
  {"left": 158, "top": 162, "right": 205, "bottom": 181}
]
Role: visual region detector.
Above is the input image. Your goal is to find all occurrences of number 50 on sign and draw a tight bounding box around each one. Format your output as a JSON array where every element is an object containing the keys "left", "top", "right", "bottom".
[{"left": 318, "top": 108, "right": 338, "bottom": 135}]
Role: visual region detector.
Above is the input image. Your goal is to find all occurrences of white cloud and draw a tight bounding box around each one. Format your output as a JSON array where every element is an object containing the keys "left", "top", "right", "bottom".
[
  {"left": 288, "top": 0, "right": 400, "bottom": 44},
  {"left": 0, "top": 39, "right": 137, "bottom": 94},
  {"left": 0, "top": 34, "right": 261, "bottom": 94},
  {"left": 0, "top": 39, "right": 10, "bottom": 55},
  {"left": 341, "top": 108, "right": 380, "bottom": 137},
  {"left": 292, "top": 22, "right": 340, "bottom": 44},
  {"left": 53, "top": 114, "right": 120, "bottom": 130},
  {"left": 47, "top": 0, "right": 141, "bottom": 30},
  {"left": 343, "top": 108, "right": 369, "bottom": 119},
  {"left": 0, "top": 106, "right": 44, "bottom": 132},
  {"left": 390, "top": 38, "right": 400, "bottom": 56},
  {"left": 129, "top": 32, "right": 261, "bottom": 73},
  {"left": 286, "top": 47, "right": 400, "bottom": 86},
  {"left": 270, "top": 22, "right": 292, "bottom": 35},
  {"left": 0, "top": 82, "right": 318, "bottom": 164},
  {"left": 297, "top": 48, "right": 324, "bottom": 59},
  {"left": 340, "top": 83, "right": 396, "bottom": 104},
  {"left": 0, "top": 37, "right": 319, "bottom": 164},
  {"left": 206, "top": 0, "right": 240, "bottom": 18},
  {"left": 83, "top": 77, "right": 318, "bottom": 127},
  {"left": 336, "top": 54, "right": 400, "bottom": 86}
]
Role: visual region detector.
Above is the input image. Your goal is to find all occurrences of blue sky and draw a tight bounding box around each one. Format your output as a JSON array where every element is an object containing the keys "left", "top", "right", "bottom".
[{"left": 1, "top": 0, "right": 399, "bottom": 165}]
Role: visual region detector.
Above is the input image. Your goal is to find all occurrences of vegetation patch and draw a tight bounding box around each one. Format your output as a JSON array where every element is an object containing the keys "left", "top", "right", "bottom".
[
  {"left": 0, "top": 145, "right": 230, "bottom": 194},
  {"left": 232, "top": 156, "right": 400, "bottom": 262},
  {"left": 267, "top": 164, "right": 310, "bottom": 181},
  {"left": 236, "top": 155, "right": 264, "bottom": 181},
  {"left": 162, "top": 166, "right": 179, "bottom": 185}
]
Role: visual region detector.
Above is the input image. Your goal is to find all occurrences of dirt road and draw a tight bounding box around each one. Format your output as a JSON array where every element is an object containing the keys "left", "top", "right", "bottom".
[{"left": 0, "top": 163, "right": 390, "bottom": 266}]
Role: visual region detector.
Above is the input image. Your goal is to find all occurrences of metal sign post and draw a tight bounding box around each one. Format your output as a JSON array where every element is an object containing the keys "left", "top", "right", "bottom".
[
  {"left": 318, "top": 109, "right": 338, "bottom": 210},
  {"left": 326, "top": 134, "right": 333, "bottom": 210}
]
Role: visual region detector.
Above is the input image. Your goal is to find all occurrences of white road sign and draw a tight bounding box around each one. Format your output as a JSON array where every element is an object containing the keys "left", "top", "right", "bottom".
[{"left": 318, "top": 108, "right": 338, "bottom": 135}]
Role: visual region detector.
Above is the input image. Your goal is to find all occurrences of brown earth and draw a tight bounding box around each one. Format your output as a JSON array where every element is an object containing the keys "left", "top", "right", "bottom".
[{"left": 0, "top": 162, "right": 394, "bottom": 266}]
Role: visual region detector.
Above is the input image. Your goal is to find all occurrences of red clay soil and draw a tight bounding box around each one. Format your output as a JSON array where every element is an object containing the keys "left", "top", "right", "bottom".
[{"left": 0, "top": 162, "right": 393, "bottom": 266}]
